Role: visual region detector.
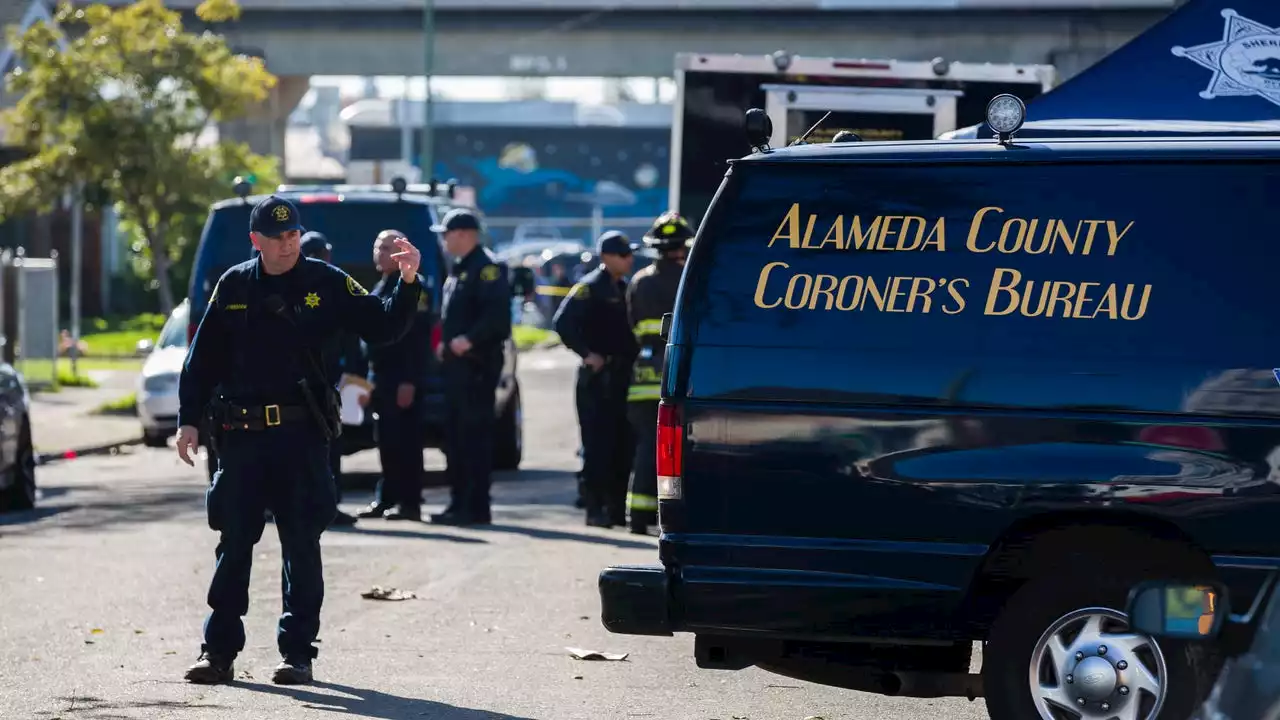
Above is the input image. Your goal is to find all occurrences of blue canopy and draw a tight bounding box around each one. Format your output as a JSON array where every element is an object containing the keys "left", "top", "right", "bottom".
[{"left": 949, "top": 0, "right": 1280, "bottom": 138}]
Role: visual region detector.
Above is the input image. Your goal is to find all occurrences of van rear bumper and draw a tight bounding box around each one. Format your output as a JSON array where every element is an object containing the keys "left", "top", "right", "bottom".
[{"left": 599, "top": 564, "right": 675, "bottom": 636}]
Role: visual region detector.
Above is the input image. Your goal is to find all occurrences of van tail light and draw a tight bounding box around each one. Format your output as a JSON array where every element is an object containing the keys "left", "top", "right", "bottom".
[
  {"left": 1137, "top": 425, "right": 1225, "bottom": 452},
  {"left": 656, "top": 400, "right": 683, "bottom": 500},
  {"left": 187, "top": 321, "right": 197, "bottom": 346},
  {"left": 430, "top": 323, "right": 443, "bottom": 355}
]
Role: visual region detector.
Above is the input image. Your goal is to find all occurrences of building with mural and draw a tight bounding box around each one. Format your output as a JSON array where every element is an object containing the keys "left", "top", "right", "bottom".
[{"left": 341, "top": 98, "right": 672, "bottom": 247}]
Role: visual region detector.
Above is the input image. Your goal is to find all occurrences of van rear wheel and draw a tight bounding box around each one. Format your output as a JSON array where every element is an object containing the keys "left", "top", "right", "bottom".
[
  {"left": 493, "top": 387, "right": 522, "bottom": 471},
  {"left": 982, "top": 537, "right": 1220, "bottom": 720}
]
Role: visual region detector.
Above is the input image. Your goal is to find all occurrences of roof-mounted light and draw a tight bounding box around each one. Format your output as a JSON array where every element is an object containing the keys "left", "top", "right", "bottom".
[{"left": 986, "top": 93, "right": 1025, "bottom": 146}]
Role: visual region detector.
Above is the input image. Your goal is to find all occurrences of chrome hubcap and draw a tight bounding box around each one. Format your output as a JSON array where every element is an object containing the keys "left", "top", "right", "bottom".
[{"left": 1029, "top": 607, "right": 1167, "bottom": 720}]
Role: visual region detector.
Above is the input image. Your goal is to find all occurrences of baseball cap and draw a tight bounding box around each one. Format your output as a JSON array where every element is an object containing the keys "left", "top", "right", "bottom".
[
  {"left": 300, "top": 231, "right": 331, "bottom": 258},
  {"left": 250, "top": 195, "right": 305, "bottom": 237},
  {"left": 430, "top": 207, "right": 482, "bottom": 233},
  {"left": 597, "top": 230, "right": 637, "bottom": 256}
]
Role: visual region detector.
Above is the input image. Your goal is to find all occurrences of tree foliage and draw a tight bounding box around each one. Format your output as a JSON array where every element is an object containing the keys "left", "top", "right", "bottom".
[{"left": 0, "top": 0, "right": 281, "bottom": 314}]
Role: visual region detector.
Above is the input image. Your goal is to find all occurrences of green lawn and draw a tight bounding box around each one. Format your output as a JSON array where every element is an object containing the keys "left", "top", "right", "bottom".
[{"left": 20, "top": 357, "right": 143, "bottom": 389}]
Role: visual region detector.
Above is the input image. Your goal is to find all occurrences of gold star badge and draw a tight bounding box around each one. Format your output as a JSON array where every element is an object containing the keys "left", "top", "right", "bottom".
[
  {"left": 304, "top": 292, "right": 320, "bottom": 308},
  {"left": 273, "top": 204, "right": 290, "bottom": 222}
]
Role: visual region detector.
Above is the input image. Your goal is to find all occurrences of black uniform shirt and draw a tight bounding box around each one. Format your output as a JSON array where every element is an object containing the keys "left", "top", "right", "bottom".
[
  {"left": 440, "top": 245, "right": 511, "bottom": 365},
  {"left": 368, "top": 273, "right": 432, "bottom": 387},
  {"left": 552, "top": 266, "right": 639, "bottom": 363},
  {"left": 178, "top": 256, "right": 421, "bottom": 427}
]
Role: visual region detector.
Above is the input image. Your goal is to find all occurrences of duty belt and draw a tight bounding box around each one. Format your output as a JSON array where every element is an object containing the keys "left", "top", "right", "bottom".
[{"left": 215, "top": 401, "right": 310, "bottom": 431}]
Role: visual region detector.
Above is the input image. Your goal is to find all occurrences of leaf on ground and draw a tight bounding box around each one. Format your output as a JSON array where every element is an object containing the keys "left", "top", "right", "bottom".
[
  {"left": 361, "top": 586, "right": 417, "bottom": 601},
  {"left": 566, "top": 646, "right": 628, "bottom": 661}
]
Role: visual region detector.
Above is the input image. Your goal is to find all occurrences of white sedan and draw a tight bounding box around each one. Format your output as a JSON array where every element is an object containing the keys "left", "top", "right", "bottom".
[{"left": 136, "top": 300, "right": 189, "bottom": 447}]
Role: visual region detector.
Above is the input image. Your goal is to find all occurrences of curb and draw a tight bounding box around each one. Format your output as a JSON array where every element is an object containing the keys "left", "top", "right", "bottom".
[{"left": 36, "top": 436, "right": 145, "bottom": 466}]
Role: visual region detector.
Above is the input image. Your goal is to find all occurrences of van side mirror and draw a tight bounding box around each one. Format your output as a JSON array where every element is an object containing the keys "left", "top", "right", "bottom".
[
  {"left": 1127, "top": 581, "right": 1229, "bottom": 640},
  {"left": 660, "top": 313, "right": 673, "bottom": 341}
]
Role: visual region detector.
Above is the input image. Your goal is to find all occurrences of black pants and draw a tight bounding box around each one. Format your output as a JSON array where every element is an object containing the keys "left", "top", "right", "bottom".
[
  {"left": 442, "top": 359, "right": 498, "bottom": 520},
  {"left": 577, "top": 365, "right": 634, "bottom": 523},
  {"left": 373, "top": 388, "right": 424, "bottom": 512},
  {"left": 202, "top": 424, "right": 336, "bottom": 661},
  {"left": 627, "top": 401, "right": 659, "bottom": 528},
  {"left": 328, "top": 441, "right": 343, "bottom": 505}
]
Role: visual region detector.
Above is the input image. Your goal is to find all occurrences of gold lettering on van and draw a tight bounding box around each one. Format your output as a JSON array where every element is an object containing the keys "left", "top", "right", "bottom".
[
  {"left": 767, "top": 203, "right": 944, "bottom": 252},
  {"left": 756, "top": 204, "right": 1153, "bottom": 322}
]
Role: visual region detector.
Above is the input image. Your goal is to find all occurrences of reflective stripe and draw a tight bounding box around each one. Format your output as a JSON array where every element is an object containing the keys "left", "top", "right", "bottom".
[
  {"left": 536, "top": 285, "right": 573, "bottom": 297},
  {"left": 633, "top": 318, "right": 663, "bottom": 336},
  {"left": 628, "top": 384, "right": 661, "bottom": 402},
  {"left": 627, "top": 492, "right": 658, "bottom": 511}
]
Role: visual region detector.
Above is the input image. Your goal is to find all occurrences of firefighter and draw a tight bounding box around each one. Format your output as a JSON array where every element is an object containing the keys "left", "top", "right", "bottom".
[{"left": 625, "top": 211, "right": 694, "bottom": 535}]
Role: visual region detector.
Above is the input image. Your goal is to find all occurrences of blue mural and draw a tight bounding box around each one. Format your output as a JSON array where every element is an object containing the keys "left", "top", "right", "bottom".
[{"left": 348, "top": 125, "right": 671, "bottom": 246}]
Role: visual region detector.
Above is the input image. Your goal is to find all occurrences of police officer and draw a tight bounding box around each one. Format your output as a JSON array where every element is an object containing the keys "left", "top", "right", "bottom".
[
  {"left": 299, "top": 231, "right": 361, "bottom": 527},
  {"left": 431, "top": 208, "right": 512, "bottom": 526},
  {"left": 357, "top": 229, "right": 431, "bottom": 522},
  {"left": 553, "top": 231, "right": 639, "bottom": 527},
  {"left": 625, "top": 211, "right": 694, "bottom": 535},
  {"left": 176, "top": 196, "right": 422, "bottom": 685}
]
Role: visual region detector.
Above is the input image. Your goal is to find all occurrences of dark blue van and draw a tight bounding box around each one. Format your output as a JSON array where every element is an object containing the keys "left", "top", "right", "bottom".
[
  {"left": 187, "top": 186, "right": 523, "bottom": 472},
  {"left": 599, "top": 133, "right": 1280, "bottom": 720}
]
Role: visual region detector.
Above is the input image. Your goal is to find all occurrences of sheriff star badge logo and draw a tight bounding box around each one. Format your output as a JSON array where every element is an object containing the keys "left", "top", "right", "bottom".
[{"left": 1173, "top": 8, "right": 1280, "bottom": 108}]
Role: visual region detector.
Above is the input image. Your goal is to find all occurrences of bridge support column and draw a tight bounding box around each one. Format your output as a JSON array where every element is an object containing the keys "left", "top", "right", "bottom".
[{"left": 217, "top": 74, "right": 310, "bottom": 166}]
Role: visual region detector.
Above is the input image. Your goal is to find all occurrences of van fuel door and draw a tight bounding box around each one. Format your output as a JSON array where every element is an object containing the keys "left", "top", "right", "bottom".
[{"left": 660, "top": 313, "right": 673, "bottom": 342}]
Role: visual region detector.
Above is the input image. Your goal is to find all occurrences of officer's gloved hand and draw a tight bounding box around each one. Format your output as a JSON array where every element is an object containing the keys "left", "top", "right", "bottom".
[{"left": 584, "top": 353, "right": 605, "bottom": 372}]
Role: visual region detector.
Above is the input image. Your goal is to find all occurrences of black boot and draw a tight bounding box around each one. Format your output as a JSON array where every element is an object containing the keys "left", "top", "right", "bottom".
[
  {"left": 271, "top": 656, "right": 313, "bottom": 685},
  {"left": 184, "top": 651, "right": 234, "bottom": 684}
]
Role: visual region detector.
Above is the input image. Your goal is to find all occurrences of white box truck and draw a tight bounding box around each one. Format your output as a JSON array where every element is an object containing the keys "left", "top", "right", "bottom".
[{"left": 670, "top": 51, "right": 1056, "bottom": 225}]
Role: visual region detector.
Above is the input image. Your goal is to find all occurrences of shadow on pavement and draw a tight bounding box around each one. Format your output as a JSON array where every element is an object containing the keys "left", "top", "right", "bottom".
[
  {"left": 0, "top": 482, "right": 201, "bottom": 535},
  {"left": 0, "top": 505, "right": 71, "bottom": 527},
  {"left": 42, "top": 695, "right": 230, "bottom": 718},
  {"left": 244, "top": 680, "right": 535, "bottom": 719},
  {"left": 480, "top": 523, "right": 657, "bottom": 551}
]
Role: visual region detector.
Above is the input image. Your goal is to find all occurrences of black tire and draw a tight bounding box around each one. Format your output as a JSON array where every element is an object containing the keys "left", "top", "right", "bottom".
[
  {"left": 493, "top": 386, "right": 522, "bottom": 471},
  {"left": 983, "top": 531, "right": 1221, "bottom": 720},
  {"left": 0, "top": 416, "right": 36, "bottom": 511}
]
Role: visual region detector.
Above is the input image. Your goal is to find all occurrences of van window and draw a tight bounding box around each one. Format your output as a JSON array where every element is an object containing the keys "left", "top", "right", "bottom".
[
  {"left": 687, "top": 159, "right": 1277, "bottom": 367},
  {"left": 190, "top": 199, "right": 441, "bottom": 309}
]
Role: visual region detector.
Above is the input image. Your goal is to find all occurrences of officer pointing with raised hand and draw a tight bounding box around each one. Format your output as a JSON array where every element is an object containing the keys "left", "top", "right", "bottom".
[
  {"left": 554, "top": 231, "right": 639, "bottom": 528},
  {"left": 431, "top": 208, "right": 512, "bottom": 526},
  {"left": 176, "top": 195, "right": 422, "bottom": 686},
  {"left": 357, "top": 229, "right": 431, "bottom": 522},
  {"left": 626, "top": 211, "right": 694, "bottom": 535}
]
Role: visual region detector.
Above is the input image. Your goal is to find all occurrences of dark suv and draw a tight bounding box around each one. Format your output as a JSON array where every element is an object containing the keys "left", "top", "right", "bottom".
[{"left": 186, "top": 184, "right": 523, "bottom": 476}]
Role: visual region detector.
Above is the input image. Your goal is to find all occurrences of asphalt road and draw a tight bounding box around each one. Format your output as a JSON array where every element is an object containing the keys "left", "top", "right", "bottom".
[{"left": 0, "top": 347, "right": 991, "bottom": 720}]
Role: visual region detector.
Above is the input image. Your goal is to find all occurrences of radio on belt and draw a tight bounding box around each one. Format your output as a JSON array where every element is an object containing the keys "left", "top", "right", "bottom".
[{"left": 985, "top": 93, "right": 1026, "bottom": 146}]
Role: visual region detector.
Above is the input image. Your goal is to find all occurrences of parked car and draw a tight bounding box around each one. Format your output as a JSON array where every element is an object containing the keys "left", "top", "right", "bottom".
[
  {"left": 136, "top": 299, "right": 190, "bottom": 447},
  {"left": 0, "top": 362, "right": 35, "bottom": 511},
  {"left": 1128, "top": 574, "right": 1280, "bottom": 720}
]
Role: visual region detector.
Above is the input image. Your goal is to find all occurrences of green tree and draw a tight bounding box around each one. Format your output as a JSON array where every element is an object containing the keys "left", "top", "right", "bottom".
[{"left": 0, "top": 0, "right": 281, "bottom": 314}]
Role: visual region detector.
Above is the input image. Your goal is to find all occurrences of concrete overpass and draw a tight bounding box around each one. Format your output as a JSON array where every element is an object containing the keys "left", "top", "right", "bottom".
[{"left": 86, "top": 0, "right": 1181, "bottom": 161}]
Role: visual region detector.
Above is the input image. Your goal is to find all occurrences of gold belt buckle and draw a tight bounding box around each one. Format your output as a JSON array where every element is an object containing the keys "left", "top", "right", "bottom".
[{"left": 264, "top": 404, "right": 282, "bottom": 427}]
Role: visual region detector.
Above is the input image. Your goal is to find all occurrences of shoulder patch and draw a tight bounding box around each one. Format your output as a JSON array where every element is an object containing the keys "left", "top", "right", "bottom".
[
  {"left": 569, "top": 282, "right": 590, "bottom": 300},
  {"left": 346, "top": 276, "right": 368, "bottom": 296},
  {"left": 480, "top": 264, "right": 501, "bottom": 282}
]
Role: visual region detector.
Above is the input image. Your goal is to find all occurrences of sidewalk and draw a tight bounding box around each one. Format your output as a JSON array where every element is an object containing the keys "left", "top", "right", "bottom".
[{"left": 28, "top": 369, "right": 142, "bottom": 456}]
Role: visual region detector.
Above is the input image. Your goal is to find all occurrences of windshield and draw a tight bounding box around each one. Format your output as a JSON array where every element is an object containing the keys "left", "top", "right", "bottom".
[{"left": 158, "top": 304, "right": 189, "bottom": 348}]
